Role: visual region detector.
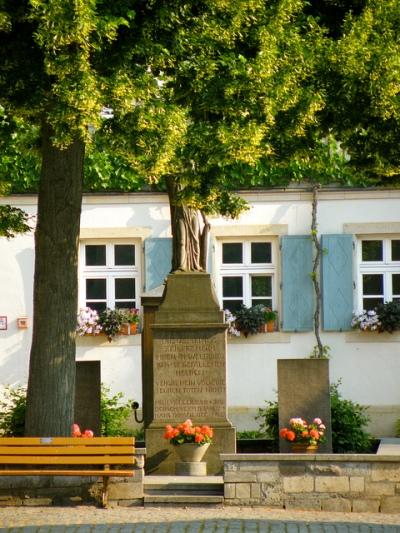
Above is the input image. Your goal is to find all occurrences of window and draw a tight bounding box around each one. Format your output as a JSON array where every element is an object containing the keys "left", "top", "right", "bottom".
[
  {"left": 218, "top": 239, "right": 276, "bottom": 312},
  {"left": 80, "top": 241, "right": 139, "bottom": 313},
  {"left": 358, "top": 237, "right": 400, "bottom": 310}
]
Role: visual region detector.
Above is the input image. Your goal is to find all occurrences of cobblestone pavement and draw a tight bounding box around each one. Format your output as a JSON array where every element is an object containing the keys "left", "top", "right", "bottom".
[{"left": 0, "top": 506, "right": 400, "bottom": 532}]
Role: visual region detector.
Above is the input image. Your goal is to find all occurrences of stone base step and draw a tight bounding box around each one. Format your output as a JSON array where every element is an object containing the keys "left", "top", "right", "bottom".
[
  {"left": 144, "top": 494, "right": 224, "bottom": 505},
  {"left": 143, "top": 475, "right": 224, "bottom": 506}
]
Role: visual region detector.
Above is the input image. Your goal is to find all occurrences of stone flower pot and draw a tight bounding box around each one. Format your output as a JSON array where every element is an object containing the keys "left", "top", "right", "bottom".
[{"left": 174, "top": 442, "right": 210, "bottom": 463}]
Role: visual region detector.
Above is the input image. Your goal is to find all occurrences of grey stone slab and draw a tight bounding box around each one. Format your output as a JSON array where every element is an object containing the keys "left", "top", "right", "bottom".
[
  {"left": 75, "top": 361, "right": 101, "bottom": 436},
  {"left": 277, "top": 359, "right": 332, "bottom": 453}
]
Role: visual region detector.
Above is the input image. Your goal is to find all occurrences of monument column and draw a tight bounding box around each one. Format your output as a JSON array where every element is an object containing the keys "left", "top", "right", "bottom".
[{"left": 145, "top": 272, "right": 236, "bottom": 475}]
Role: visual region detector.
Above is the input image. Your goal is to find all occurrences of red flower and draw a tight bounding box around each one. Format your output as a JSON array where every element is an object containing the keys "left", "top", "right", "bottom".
[
  {"left": 309, "top": 429, "right": 320, "bottom": 440},
  {"left": 72, "top": 423, "right": 81, "bottom": 437},
  {"left": 279, "top": 428, "right": 288, "bottom": 439},
  {"left": 285, "top": 430, "right": 296, "bottom": 441},
  {"left": 195, "top": 433, "right": 204, "bottom": 443}
]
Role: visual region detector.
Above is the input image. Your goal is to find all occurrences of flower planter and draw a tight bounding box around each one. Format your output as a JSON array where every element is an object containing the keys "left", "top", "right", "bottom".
[
  {"left": 174, "top": 442, "right": 210, "bottom": 463},
  {"left": 290, "top": 443, "right": 318, "bottom": 453},
  {"left": 119, "top": 323, "right": 138, "bottom": 335},
  {"left": 266, "top": 320, "right": 275, "bottom": 332},
  {"left": 120, "top": 323, "right": 130, "bottom": 335}
]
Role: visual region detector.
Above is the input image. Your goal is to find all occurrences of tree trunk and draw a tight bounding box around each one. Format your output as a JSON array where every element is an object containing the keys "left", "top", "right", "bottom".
[
  {"left": 25, "top": 121, "right": 84, "bottom": 436},
  {"left": 311, "top": 184, "right": 324, "bottom": 358},
  {"left": 166, "top": 176, "right": 208, "bottom": 272}
]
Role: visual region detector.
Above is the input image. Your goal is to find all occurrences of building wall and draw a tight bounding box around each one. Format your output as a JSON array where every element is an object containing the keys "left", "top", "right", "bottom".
[{"left": 1, "top": 189, "right": 399, "bottom": 436}]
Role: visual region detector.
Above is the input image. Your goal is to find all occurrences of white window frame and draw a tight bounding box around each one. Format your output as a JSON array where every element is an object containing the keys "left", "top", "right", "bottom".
[
  {"left": 356, "top": 235, "right": 400, "bottom": 310},
  {"left": 79, "top": 239, "right": 141, "bottom": 311},
  {"left": 216, "top": 237, "right": 278, "bottom": 311}
]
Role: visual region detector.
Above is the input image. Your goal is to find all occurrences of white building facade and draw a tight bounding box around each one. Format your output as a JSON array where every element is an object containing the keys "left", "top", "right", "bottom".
[{"left": 1, "top": 187, "right": 400, "bottom": 436}]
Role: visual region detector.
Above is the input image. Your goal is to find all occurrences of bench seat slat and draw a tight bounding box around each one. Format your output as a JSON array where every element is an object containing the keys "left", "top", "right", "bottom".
[
  {"left": 0, "top": 469, "right": 135, "bottom": 476},
  {"left": 0, "top": 437, "right": 135, "bottom": 446},
  {"left": 0, "top": 446, "right": 135, "bottom": 455},
  {"left": 0, "top": 455, "right": 135, "bottom": 465}
]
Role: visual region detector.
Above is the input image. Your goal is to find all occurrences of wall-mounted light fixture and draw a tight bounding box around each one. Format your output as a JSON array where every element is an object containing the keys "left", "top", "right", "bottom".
[{"left": 17, "top": 317, "right": 28, "bottom": 329}]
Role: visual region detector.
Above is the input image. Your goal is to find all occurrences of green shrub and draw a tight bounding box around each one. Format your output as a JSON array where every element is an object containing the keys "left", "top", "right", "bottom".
[
  {"left": 330, "top": 381, "right": 372, "bottom": 453},
  {"left": 0, "top": 385, "right": 27, "bottom": 436},
  {"left": 376, "top": 301, "right": 400, "bottom": 333},
  {"left": 257, "top": 380, "right": 373, "bottom": 453},
  {"left": 100, "top": 384, "right": 135, "bottom": 436},
  {"left": 0, "top": 384, "right": 139, "bottom": 437},
  {"left": 235, "top": 304, "right": 266, "bottom": 336},
  {"left": 236, "top": 430, "right": 266, "bottom": 440}
]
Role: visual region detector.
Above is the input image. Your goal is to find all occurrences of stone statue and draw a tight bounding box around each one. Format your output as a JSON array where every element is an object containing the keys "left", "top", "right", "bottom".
[{"left": 167, "top": 177, "right": 210, "bottom": 272}]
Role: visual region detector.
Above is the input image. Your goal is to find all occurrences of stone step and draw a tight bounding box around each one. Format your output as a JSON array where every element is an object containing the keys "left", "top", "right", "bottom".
[
  {"left": 143, "top": 475, "right": 224, "bottom": 506},
  {"left": 144, "top": 494, "right": 224, "bottom": 506}
]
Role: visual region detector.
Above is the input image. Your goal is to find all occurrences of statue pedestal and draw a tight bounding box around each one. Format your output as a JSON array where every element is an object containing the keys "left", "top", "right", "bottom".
[{"left": 144, "top": 273, "right": 236, "bottom": 475}]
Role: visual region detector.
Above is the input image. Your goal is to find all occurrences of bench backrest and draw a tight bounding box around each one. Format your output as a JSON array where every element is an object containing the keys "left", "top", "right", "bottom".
[{"left": 0, "top": 437, "right": 136, "bottom": 466}]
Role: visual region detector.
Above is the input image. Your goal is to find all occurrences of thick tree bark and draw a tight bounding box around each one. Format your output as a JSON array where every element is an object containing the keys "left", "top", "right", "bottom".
[
  {"left": 166, "top": 177, "right": 209, "bottom": 272},
  {"left": 25, "top": 121, "right": 84, "bottom": 436}
]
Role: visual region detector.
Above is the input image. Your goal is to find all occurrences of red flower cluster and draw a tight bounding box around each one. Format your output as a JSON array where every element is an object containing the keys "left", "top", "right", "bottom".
[
  {"left": 279, "top": 417, "right": 326, "bottom": 445},
  {"left": 163, "top": 419, "right": 213, "bottom": 446},
  {"left": 72, "top": 423, "right": 94, "bottom": 438}
]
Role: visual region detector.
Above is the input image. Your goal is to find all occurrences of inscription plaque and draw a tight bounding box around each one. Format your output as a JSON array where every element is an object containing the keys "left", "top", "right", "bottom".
[{"left": 153, "top": 334, "right": 227, "bottom": 421}]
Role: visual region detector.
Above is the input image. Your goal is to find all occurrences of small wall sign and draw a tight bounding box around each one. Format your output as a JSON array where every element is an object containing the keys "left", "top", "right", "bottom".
[{"left": 0, "top": 316, "right": 7, "bottom": 330}]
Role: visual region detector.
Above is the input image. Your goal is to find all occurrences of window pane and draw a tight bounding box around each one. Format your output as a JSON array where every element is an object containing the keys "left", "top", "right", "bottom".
[
  {"left": 86, "top": 278, "right": 106, "bottom": 299},
  {"left": 363, "top": 297, "right": 384, "bottom": 311},
  {"left": 222, "top": 243, "right": 242, "bottom": 264},
  {"left": 86, "top": 301, "right": 107, "bottom": 313},
  {"left": 115, "top": 301, "right": 136, "bottom": 309},
  {"left": 251, "top": 298, "right": 273, "bottom": 308},
  {"left": 223, "top": 300, "right": 243, "bottom": 313},
  {"left": 251, "top": 242, "right": 271, "bottom": 263},
  {"left": 251, "top": 276, "right": 272, "bottom": 297},
  {"left": 362, "top": 240, "right": 382, "bottom": 261},
  {"left": 115, "top": 278, "right": 135, "bottom": 299},
  {"left": 392, "top": 240, "right": 400, "bottom": 261},
  {"left": 393, "top": 274, "right": 400, "bottom": 295},
  {"left": 85, "top": 245, "right": 106, "bottom": 266},
  {"left": 362, "top": 274, "right": 383, "bottom": 295},
  {"left": 115, "top": 244, "right": 135, "bottom": 266},
  {"left": 223, "top": 276, "right": 243, "bottom": 297}
]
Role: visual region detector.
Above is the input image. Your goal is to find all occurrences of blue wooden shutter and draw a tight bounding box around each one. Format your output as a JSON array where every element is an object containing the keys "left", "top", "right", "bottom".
[
  {"left": 321, "top": 234, "right": 353, "bottom": 331},
  {"left": 144, "top": 238, "right": 172, "bottom": 292},
  {"left": 281, "top": 236, "right": 313, "bottom": 331}
]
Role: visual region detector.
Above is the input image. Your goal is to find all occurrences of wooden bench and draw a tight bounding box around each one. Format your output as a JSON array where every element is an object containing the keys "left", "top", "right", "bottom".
[{"left": 0, "top": 436, "right": 136, "bottom": 507}]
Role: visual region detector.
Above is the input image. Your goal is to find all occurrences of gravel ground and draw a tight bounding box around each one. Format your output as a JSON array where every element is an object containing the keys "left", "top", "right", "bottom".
[{"left": 0, "top": 505, "right": 400, "bottom": 529}]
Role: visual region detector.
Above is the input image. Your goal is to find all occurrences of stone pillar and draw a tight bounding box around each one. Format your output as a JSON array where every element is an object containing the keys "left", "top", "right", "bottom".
[
  {"left": 145, "top": 272, "right": 236, "bottom": 475},
  {"left": 277, "top": 359, "right": 332, "bottom": 453},
  {"left": 141, "top": 290, "right": 163, "bottom": 429},
  {"left": 75, "top": 361, "right": 101, "bottom": 436}
]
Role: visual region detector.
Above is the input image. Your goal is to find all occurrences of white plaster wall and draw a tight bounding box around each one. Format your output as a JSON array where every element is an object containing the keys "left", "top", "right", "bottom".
[{"left": 1, "top": 189, "right": 400, "bottom": 435}]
